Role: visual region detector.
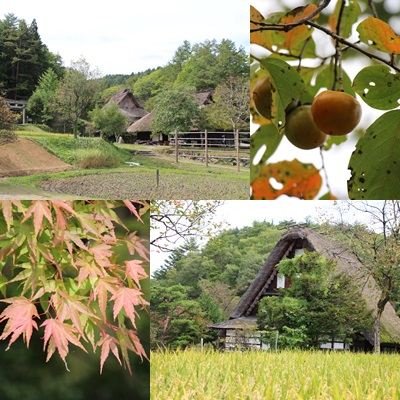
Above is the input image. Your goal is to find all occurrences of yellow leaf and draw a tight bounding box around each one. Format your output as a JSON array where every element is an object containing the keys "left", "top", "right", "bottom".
[{"left": 357, "top": 17, "right": 400, "bottom": 54}]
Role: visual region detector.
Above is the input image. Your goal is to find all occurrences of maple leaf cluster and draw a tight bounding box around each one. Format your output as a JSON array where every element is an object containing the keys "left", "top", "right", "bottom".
[{"left": 0, "top": 200, "right": 150, "bottom": 374}]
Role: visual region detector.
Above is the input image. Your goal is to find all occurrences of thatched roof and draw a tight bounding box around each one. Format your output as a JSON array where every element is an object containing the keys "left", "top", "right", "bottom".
[
  {"left": 106, "top": 89, "right": 148, "bottom": 123},
  {"left": 126, "top": 89, "right": 214, "bottom": 133},
  {"left": 194, "top": 89, "right": 214, "bottom": 107},
  {"left": 127, "top": 109, "right": 155, "bottom": 133},
  {"left": 224, "top": 227, "right": 400, "bottom": 344}
]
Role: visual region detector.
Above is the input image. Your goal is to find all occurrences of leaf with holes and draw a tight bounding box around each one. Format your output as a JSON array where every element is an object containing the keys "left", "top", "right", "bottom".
[
  {"left": 329, "top": 0, "right": 361, "bottom": 39},
  {"left": 277, "top": 4, "right": 318, "bottom": 57},
  {"left": 250, "top": 124, "right": 282, "bottom": 182},
  {"left": 353, "top": 65, "right": 400, "bottom": 110},
  {"left": 348, "top": 110, "right": 400, "bottom": 199},
  {"left": 357, "top": 17, "right": 400, "bottom": 54},
  {"left": 259, "top": 58, "right": 306, "bottom": 131},
  {"left": 251, "top": 159, "right": 322, "bottom": 200},
  {"left": 250, "top": 6, "right": 284, "bottom": 50}
]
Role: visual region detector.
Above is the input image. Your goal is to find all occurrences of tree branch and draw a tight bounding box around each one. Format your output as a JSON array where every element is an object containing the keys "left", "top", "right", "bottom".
[{"left": 251, "top": 8, "right": 400, "bottom": 74}]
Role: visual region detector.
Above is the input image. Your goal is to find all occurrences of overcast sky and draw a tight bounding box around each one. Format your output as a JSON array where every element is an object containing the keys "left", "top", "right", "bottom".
[
  {"left": 1, "top": 0, "right": 248, "bottom": 75},
  {"left": 151, "top": 200, "right": 381, "bottom": 274}
]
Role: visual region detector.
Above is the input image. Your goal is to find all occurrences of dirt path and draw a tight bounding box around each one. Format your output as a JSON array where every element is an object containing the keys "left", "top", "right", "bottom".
[{"left": 0, "top": 137, "right": 74, "bottom": 178}]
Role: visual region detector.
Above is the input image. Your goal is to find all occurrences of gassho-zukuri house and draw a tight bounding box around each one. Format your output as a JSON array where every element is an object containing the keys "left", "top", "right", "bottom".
[{"left": 209, "top": 227, "right": 400, "bottom": 352}]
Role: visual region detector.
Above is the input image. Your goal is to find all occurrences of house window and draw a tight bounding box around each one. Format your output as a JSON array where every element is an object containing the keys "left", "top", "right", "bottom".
[
  {"left": 277, "top": 274, "right": 285, "bottom": 289},
  {"left": 295, "top": 248, "right": 304, "bottom": 256}
]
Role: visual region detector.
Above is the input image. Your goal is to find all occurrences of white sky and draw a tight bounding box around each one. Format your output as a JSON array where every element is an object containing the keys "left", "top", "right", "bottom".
[
  {"left": 1, "top": 0, "right": 249, "bottom": 75},
  {"left": 151, "top": 200, "right": 380, "bottom": 274}
]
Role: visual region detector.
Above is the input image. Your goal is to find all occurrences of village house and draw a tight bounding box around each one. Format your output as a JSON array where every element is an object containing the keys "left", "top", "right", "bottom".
[
  {"left": 210, "top": 227, "right": 400, "bottom": 352},
  {"left": 105, "top": 88, "right": 148, "bottom": 124},
  {"left": 126, "top": 89, "right": 215, "bottom": 143}
]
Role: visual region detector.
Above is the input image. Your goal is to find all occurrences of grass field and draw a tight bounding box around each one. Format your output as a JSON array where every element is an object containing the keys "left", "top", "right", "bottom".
[
  {"left": 0, "top": 126, "right": 249, "bottom": 199},
  {"left": 151, "top": 349, "right": 400, "bottom": 399}
]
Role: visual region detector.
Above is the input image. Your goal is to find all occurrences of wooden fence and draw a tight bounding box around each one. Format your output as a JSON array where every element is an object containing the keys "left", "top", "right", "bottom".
[{"left": 169, "top": 131, "right": 250, "bottom": 171}]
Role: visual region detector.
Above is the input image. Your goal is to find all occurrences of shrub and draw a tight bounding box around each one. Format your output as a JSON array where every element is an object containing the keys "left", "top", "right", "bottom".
[{"left": 74, "top": 148, "right": 122, "bottom": 169}]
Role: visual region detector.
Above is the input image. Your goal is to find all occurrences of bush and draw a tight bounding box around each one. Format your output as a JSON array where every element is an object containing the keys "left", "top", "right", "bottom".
[
  {"left": 32, "top": 137, "right": 132, "bottom": 166},
  {"left": 74, "top": 148, "right": 122, "bottom": 169}
]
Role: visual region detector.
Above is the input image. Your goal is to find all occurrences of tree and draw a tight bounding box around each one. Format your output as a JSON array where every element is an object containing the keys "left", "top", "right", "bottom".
[
  {"left": 257, "top": 252, "right": 373, "bottom": 349},
  {"left": 56, "top": 58, "right": 102, "bottom": 137},
  {"left": 326, "top": 200, "right": 400, "bottom": 353},
  {"left": 90, "top": 103, "right": 128, "bottom": 141},
  {"left": 174, "top": 39, "right": 248, "bottom": 90},
  {"left": 206, "top": 76, "right": 250, "bottom": 132},
  {"left": 152, "top": 238, "right": 199, "bottom": 281},
  {"left": 150, "top": 283, "right": 207, "bottom": 349},
  {"left": 151, "top": 86, "right": 203, "bottom": 136},
  {"left": 150, "top": 200, "right": 224, "bottom": 252},
  {"left": 0, "top": 14, "right": 59, "bottom": 100},
  {"left": 27, "top": 68, "right": 59, "bottom": 123},
  {"left": 250, "top": 0, "right": 400, "bottom": 200},
  {"left": 0, "top": 200, "right": 150, "bottom": 374},
  {"left": 0, "top": 95, "right": 17, "bottom": 134}
]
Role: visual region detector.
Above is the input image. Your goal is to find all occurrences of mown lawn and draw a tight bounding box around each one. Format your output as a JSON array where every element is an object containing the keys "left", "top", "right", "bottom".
[{"left": 151, "top": 349, "right": 400, "bottom": 400}]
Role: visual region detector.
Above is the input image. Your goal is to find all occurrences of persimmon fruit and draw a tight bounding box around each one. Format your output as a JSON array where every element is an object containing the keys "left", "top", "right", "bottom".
[
  {"left": 311, "top": 90, "right": 362, "bottom": 136},
  {"left": 285, "top": 105, "right": 327, "bottom": 150},
  {"left": 252, "top": 75, "right": 272, "bottom": 119}
]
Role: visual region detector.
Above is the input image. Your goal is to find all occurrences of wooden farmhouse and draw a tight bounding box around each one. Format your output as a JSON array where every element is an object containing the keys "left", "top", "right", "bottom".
[
  {"left": 210, "top": 227, "right": 400, "bottom": 352},
  {"left": 105, "top": 89, "right": 148, "bottom": 124},
  {"left": 126, "top": 89, "right": 215, "bottom": 142}
]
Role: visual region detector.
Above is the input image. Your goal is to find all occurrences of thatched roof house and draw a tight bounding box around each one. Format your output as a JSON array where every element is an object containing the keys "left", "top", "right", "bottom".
[
  {"left": 210, "top": 227, "right": 400, "bottom": 351},
  {"left": 126, "top": 89, "right": 215, "bottom": 138},
  {"left": 106, "top": 89, "right": 148, "bottom": 124}
]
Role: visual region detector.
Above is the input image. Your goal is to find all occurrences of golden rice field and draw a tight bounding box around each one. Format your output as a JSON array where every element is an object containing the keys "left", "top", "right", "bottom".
[{"left": 151, "top": 349, "right": 400, "bottom": 400}]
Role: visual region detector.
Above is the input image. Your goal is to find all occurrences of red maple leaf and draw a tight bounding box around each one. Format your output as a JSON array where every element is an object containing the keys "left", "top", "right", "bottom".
[
  {"left": 41, "top": 318, "right": 87, "bottom": 366},
  {"left": 125, "top": 260, "right": 148, "bottom": 286},
  {"left": 96, "top": 331, "right": 122, "bottom": 374},
  {"left": 0, "top": 297, "right": 39, "bottom": 349},
  {"left": 111, "top": 287, "right": 149, "bottom": 328}
]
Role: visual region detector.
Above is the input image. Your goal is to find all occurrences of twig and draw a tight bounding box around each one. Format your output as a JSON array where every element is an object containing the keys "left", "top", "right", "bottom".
[
  {"left": 320, "top": 146, "right": 333, "bottom": 194},
  {"left": 334, "top": 0, "right": 346, "bottom": 91},
  {"left": 368, "top": 0, "right": 378, "bottom": 18},
  {"left": 297, "top": 36, "right": 312, "bottom": 72}
]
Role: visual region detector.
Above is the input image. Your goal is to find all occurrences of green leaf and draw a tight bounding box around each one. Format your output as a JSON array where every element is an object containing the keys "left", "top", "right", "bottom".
[
  {"left": 250, "top": 124, "right": 282, "bottom": 181},
  {"left": 0, "top": 275, "right": 8, "bottom": 297},
  {"left": 324, "top": 134, "right": 347, "bottom": 151},
  {"left": 259, "top": 58, "right": 306, "bottom": 131},
  {"left": 309, "top": 64, "right": 355, "bottom": 97},
  {"left": 353, "top": 65, "right": 400, "bottom": 110},
  {"left": 348, "top": 110, "right": 400, "bottom": 199},
  {"left": 329, "top": 0, "right": 361, "bottom": 39}
]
